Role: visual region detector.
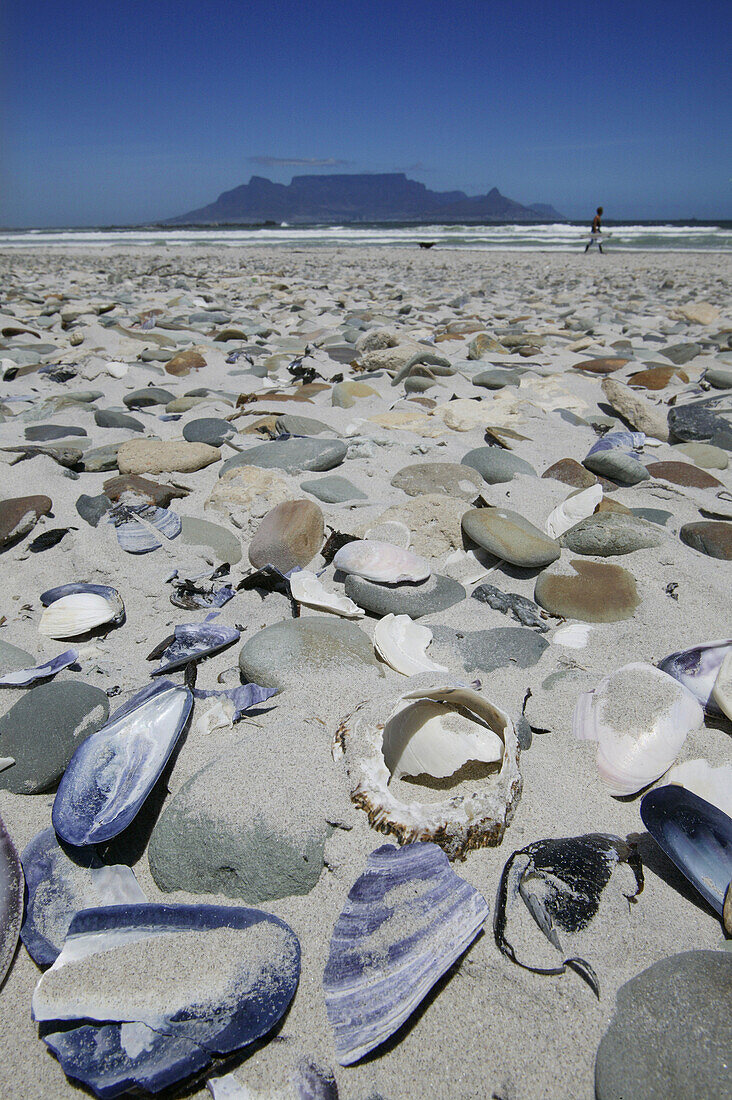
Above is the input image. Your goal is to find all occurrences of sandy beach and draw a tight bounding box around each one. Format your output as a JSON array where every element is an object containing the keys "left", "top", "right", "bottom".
[{"left": 0, "top": 245, "right": 730, "bottom": 1100}]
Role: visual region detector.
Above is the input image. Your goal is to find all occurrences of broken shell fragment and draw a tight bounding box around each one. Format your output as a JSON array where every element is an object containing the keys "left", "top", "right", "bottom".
[
  {"left": 657, "top": 639, "right": 732, "bottom": 715},
  {"left": 712, "top": 649, "right": 732, "bottom": 720},
  {"left": 334, "top": 674, "right": 521, "bottom": 859},
  {"left": 289, "top": 569, "right": 364, "bottom": 618},
  {"left": 545, "top": 484, "right": 603, "bottom": 540},
  {"left": 39, "top": 583, "right": 125, "bottom": 639},
  {"left": 148, "top": 620, "right": 240, "bottom": 674},
  {"left": 664, "top": 759, "right": 732, "bottom": 818},
  {"left": 333, "top": 539, "right": 431, "bottom": 584},
  {"left": 573, "top": 662, "right": 702, "bottom": 796},
  {"left": 0, "top": 649, "right": 78, "bottom": 687},
  {"left": 373, "top": 614, "right": 448, "bottom": 676},
  {"left": 323, "top": 842, "right": 489, "bottom": 1065},
  {"left": 0, "top": 811, "right": 23, "bottom": 989}
]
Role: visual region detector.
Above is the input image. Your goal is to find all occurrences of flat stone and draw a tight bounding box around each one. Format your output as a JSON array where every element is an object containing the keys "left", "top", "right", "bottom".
[
  {"left": 472, "top": 368, "right": 523, "bottom": 389},
  {"left": 0, "top": 640, "right": 35, "bottom": 678},
  {"left": 646, "top": 460, "right": 723, "bottom": 488},
  {"left": 219, "top": 438, "right": 347, "bottom": 476},
  {"left": 164, "top": 350, "right": 206, "bottom": 376},
  {"left": 248, "top": 499, "right": 324, "bottom": 572},
  {"left": 275, "top": 413, "right": 334, "bottom": 436},
  {"left": 572, "top": 357, "right": 629, "bottom": 374},
  {"left": 628, "top": 365, "right": 688, "bottom": 389},
  {"left": 680, "top": 521, "right": 732, "bottom": 560},
  {"left": 583, "top": 450, "right": 650, "bottom": 485},
  {"left": 0, "top": 682, "right": 109, "bottom": 794},
  {"left": 560, "top": 512, "right": 662, "bottom": 556},
  {"left": 123, "top": 387, "right": 175, "bottom": 408},
  {"left": 206, "top": 465, "right": 292, "bottom": 516},
  {"left": 668, "top": 401, "right": 728, "bottom": 442},
  {"left": 471, "top": 585, "right": 548, "bottom": 630},
  {"left": 462, "top": 507, "right": 560, "bottom": 568},
  {"left": 300, "top": 476, "right": 367, "bottom": 503},
  {"left": 461, "top": 446, "right": 537, "bottom": 484},
  {"left": 705, "top": 367, "right": 732, "bottom": 389},
  {"left": 678, "top": 301, "right": 720, "bottom": 324},
  {"left": 661, "top": 342, "right": 703, "bottom": 365},
  {"left": 630, "top": 508, "right": 673, "bottom": 526},
  {"left": 80, "top": 444, "right": 121, "bottom": 472},
  {"left": 374, "top": 495, "right": 467, "bottom": 559},
  {"left": 391, "top": 462, "right": 483, "bottom": 500},
  {"left": 148, "top": 732, "right": 337, "bottom": 903},
  {"left": 75, "top": 493, "right": 112, "bottom": 527},
  {"left": 673, "top": 442, "right": 728, "bottom": 469},
  {"left": 431, "top": 625, "right": 548, "bottom": 673},
  {"left": 182, "top": 417, "right": 235, "bottom": 447},
  {"left": 178, "top": 516, "right": 242, "bottom": 564},
  {"left": 343, "top": 573, "right": 465, "bottom": 619},
  {"left": 0, "top": 495, "right": 53, "bottom": 548},
  {"left": 331, "top": 380, "right": 378, "bottom": 408},
  {"left": 117, "top": 439, "right": 220, "bottom": 475},
  {"left": 238, "top": 616, "right": 381, "bottom": 692},
  {"left": 103, "top": 474, "right": 188, "bottom": 508},
  {"left": 25, "top": 425, "right": 87, "bottom": 441},
  {"left": 94, "top": 409, "right": 145, "bottom": 432},
  {"left": 467, "top": 333, "right": 507, "bottom": 358},
  {"left": 542, "top": 458, "right": 598, "bottom": 490},
  {"left": 595, "top": 951, "right": 732, "bottom": 1100},
  {"left": 601, "top": 378, "right": 669, "bottom": 441},
  {"left": 534, "top": 559, "right": 640, "bottom": 622}
]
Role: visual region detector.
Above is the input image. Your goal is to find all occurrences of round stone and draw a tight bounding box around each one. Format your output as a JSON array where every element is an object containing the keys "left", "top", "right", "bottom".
[
  {"left": 75, "top": 493, "right": 112, "bottom": 527},
  {"left": 238, "top": 616, "right": 381, "bottom": 692},
  {"left": 103, "top": 475, "right": 187, "bottom": 508},
  {"left": 94, "top": 409, "right": 145, "bottom": 432},
  {"left": 583, "top": 450, "right": 650, "bottom": 485},
  {"left": 220, "top": 438, "right": 347, "bottom": 476},
  {"left": 123, "top": 387, "right": 175, "bottom": 409},
  {"left": 206, "top": 465, "right": 292, "bottom": 516},
  {"left": 534, "top": 559, "right": 640, "bottom": 622},
  {"left": 560, "top": 513, "right": 662, "bottom": 556},
  {"left": 343, "top": 573, "right": 466, "bottom": 619},
  {"left": 182, "top": 417, "right": 235, "bottom": 447},
  {"left": 80, "top": 444, "right": 122, "bottom": 472},
  {"left": 391, "top": 462, "right": 483, "bottom": 500},
  {"left": 542, "top": 458, "right": 598, "bottom": 490},
  {"left": 595, "top": 951, "right": 732, "bottom": 1100},
  {"left": 164, "top": 350, "right": 206, "bottom": 376},
  {"left": 0, "top": 495, "right": 53, "bottom": 548},
  {"left": 462, "top": 508, "right": 560, "bottom": 568},
  {"left": 0, "top": 682, "right": 109, "bottom": 794},
  {"left": 679, "top": 521, "right": 732, "bottom": 560},
  {"left": 461, "top": 447, "right": 537, "bottom": 485},
  {"left": 472, "top": 369, "right": 523, "bottom": 389},
  {"left": 645, "top": 461, "right": 723, "bottom": 489},
  {"left": 248, "top": 499, "right": 324, "bottom": 572},
  {"left": 178, "top": 517, "right": 242, "bottom": 564},
  {"left": 300, "top": 476, "right": 366, "bottom": 503},
  {"left": 705, "top": 367, "right": 732, "bottom": 389}
]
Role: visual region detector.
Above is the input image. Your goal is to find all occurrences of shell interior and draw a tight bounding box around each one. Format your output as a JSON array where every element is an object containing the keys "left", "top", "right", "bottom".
[
  {"left": 383, "top": 691, "right": 504, "bottom": 783},
  {"left": 289, "top": 570, "right": 364, "bottom": 619},
  {"left": 373, "top": 614, "right": 447, "bottom": 676},
  {"left": 333, "top": 539, "right": 431, "bottom": 584},
  {"left": 39, "top": 593, "right": 118, "bottom": 639}
]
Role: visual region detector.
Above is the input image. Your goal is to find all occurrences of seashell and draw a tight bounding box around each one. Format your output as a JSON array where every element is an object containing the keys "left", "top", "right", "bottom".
[
  {"left": 664, "top": 759, "right": 732, "bottom": 818},
  {"left": 289, "top": 569, "right": 364, "bottom": 619},
  {"left": 169, "top": 565, "right": 235, "bottom": 610},
  {"left": 494, "top": 833, "right": 644, "bottom": 997},
  {"left": 0, "top": 810, "right": 23, "bottom": 989},
  {"left": 39, "top": 583, "right": 125, "bottom": 639},
  {"left": 373, "top": 614, "right": 448, "bottom": 676},
  {"left": 585, "top": 430, "right": 645, "bottom": 458},
  {"left": 0, "top": 757, "right": 14, "bottom": 772},
  {"left": 208, "top": 1057, "right": 338, "bottom": 1099},
  {"left": 52, "top": 680, "right": 193, "bottom": 846},
  {"left": 148, "top": 620, "right": 240, "bottom": 674},
  {"left": 545, "top": 484, "right": 603, "bottom": 539},
  {"left": 0, "top": 648, "right": 78, "bottom": 687},
  {"left": 572, "top": 662, "right": 702, "bottom": 796},
  {"left": 192, "top": 683, "right": 278, "bottom": 722},
  {"left": 641, "top": 786, "right": 732, "bottom": 920},
  {"left": 323, "top": 842, "right": 489, "bottom": 1064},
  {"left": 334, "top": 674, "right": 521, "bottom": 859},
  {"left": 712, "top": 649, "right": 732, "bottom": 720},
  {"left": 33, "top": 902, "right": 300, "bottom": 1097},
  {"left": 20, "top": 826, "right": 145, "bottom": 965},
  {"left": 657, "top": 639, "right": 732, "bottom": 715},
  {"left": 110, "top": 502, "right": 182, "bottom": 554},
  {"left": 333, "top": 539, "right": 431, "bottom": 584},
  {"left": 552, "top": 623, "right": 592, "bottom": 649}
]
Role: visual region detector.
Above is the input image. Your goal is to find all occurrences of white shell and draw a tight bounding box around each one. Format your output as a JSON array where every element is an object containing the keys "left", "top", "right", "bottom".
[
  {"left": 552, "top": 623, "right": 593, "bottom": 649},
  {"left": 572, "top": 662, "right": 703, "bottom": 796},
  {"left": 373, "top": 614, "right": 447, "bottom": 676},
  {"left": 289, "top": 570, "right": 364, "bottom": 619},
  {"left": 333, "top": 540, "right": 431, "bottom": 584},
  {"left": 334, "top": 674, "right": 522, "bottom": 858},
  {"left": 39, "top": 593, "right": 117, "bottom": 639},
  {"left": 545, "top": 484, "right": 603, "bottom": 539},
  {"left": 712, "top": 650, "right": 732, "bottom": 720},
  {"left": 664, "top": 759, "right": 732, "bottom": 818},
  {"left": 0, "top": 757, "right": 15, "bottom": 772}
]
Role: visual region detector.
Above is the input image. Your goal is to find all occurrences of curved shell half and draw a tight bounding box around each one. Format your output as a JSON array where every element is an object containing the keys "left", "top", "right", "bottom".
[
  {"left": 545, "top": 485, "right": 602, "bottom": 540},
  {"left": 373, "top": 614, "right": 447, "bottom": 676},
  {"left": 333, "top": 674, "right": 521, "bottom": 859},
  {"left": 332, "top": 540, "right": 431, "bottom": 584},
  {"left": 289, "top": 570, "right": 364, "bottom": 619},
  {"left": 39, "top": 583, "right": 125, "bottom": 639}
]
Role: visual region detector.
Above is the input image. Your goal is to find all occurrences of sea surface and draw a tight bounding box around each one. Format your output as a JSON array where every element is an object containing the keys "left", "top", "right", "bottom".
[{"left": 0, "top": 222, "right": 730, "bottom": 251}]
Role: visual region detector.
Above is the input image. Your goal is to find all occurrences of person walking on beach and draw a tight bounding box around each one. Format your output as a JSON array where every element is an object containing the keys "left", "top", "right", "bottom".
[{"left": 584, "top": 206, "right": 604, "bottom": 252}]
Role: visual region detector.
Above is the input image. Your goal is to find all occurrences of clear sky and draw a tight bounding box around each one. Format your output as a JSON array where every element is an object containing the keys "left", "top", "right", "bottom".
[{"left": 1, "top": 0, "right": 730, "bottom": 227}]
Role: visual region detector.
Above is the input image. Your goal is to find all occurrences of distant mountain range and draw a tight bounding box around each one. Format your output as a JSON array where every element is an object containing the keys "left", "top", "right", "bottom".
[{"left": 165, "top": 173, "right": 566, "bottom": 225}]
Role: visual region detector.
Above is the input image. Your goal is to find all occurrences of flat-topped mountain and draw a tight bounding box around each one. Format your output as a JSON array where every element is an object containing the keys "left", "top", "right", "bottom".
[{"left": 166, "top": 173, "right": 566, "bottom": 225}]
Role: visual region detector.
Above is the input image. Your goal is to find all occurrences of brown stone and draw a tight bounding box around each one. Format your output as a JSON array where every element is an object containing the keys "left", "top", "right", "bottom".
[
  {"left": 534, "top": 559, "right": 640, "bottom": 622},
  {"left": 594, "top": 498, "right": 632, "bottom": 515},
  {"left": 542, "top": 458, "right": 598, "bottom": 489},
  {"left": 164, "top": 350, "right": 206, "bottom": 376},
  {"left": 628, "top": 365, "right": 688, "bottom": 390},
  {"left": 572, "top": 357, "right": 629, "bottom": 374},
  {"left": 680, "top": 521, "right": 732, "bottom": 560},
  {"left": 248, "top": 499, "right": 324, "bottom": 573},
  {"left": 103, "top": 475, "right": 188, "bottom": 507},
  {"left": 0, "top": 495, "right": 53, "bottom": 548},
  {"left": 646, "top": 461, "right": 723, "bottom": 489}
]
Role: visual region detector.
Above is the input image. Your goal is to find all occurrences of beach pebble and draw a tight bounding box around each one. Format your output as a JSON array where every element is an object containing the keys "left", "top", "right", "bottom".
[
  {"left": 0, "top": 495, "right": 53, "bottom": 548},
  {"left": 467, "top": 332, "right": 506, "bottom": 358},
  {"left": 668, "top": 400, "right": 728, "bottom": 441},
  {"left": 79, "top": 443, "right": 121, "bottom": 472},
  {"left": 75, "top": 493, "right": 112, "bottom": 527},
  {"left": 583, "top": 449, "right": 650, "bottom": 485},
  {"left": 534, "top": 558, "right": 640, "bottom": 622},
  {"left": 206, "top": 465, "right": 292, "bottom": 516},
  {"left": 471, "top": 584, "right": 549, "bottom": 630},
  {"left": 601, "top": 378, "right": 670, "bottom": 441},
  {"left": 164, "top": 349, "right": 206, "bottom": 376},
  {"left": 462, "top": 507, "right": 560, "bottom": 568},
  {"left": 374, "top": 495, "right": 467, "bottom": 559},
  {"left": 661, "top": 342, "right": 703, "bottom": 365},
  {"left": 117, "top": 439, "right": 221, "bottom": 475},
  {"left": 472, "top": 368, "right": 523, "bottom": 389},
  {"left": 182, "top": 418, "right": 235, "bottom": 447},
  {"left": 331, "top": 380, "right": 378, "bottom": 407},
  {"left": 595, "top": 951, "right": 732, "bottom": 1100},
  {"left": 461, "top": 446, "right": 536, "bottom": 484},
  {"left": 178, "top": 516, "right": 242, "bottom": 564},
  {"left": 239, "top": 616, "right": 382, "bottom": 692},
  {"left": 432, "top": 625, "right": 548, "bottom": 673},
  {"left": 0, "top": 640, "right": 35, "bottom": 677},
  {"left": 220, "top": 437, "right": 347, "bottom": 476},
  {"left": 705, "top": 367, "right": 732, "bottom": 389},
  {"left": 0, "top": 682, "right": 109, "bottom": 794},
  {"left": 103, "top": 474, "right": 187, "bottom": 507},
  {"left": 94, "top": 409, "right": 145, "bottom": 432},
  {"left": 673, "top": 441, "right": 728, "bottom": 469},
  {"left": 560, "top": 512, "right": 662, "bottom": 556},
  {"left": 391, "top": 461, "right": 482, "bottom": 500},
  {"left": 646, "top": 460, "right": 723, "bottom": 488},
  {"left": 248, "top": 499, "right": 324, "bottom": 572},
  {"left": 25, "top": 425, "right": 87, "bottom": 441},
  {"left": 344, "top": 573, "right": 465, "bottom": 618},
  {"left": 679, "top": 520, "right": 732, "bottom": 560},
  {"left": 276, "top": 413, "right": 335, "bottom": 436},
  {"left": 572, "top": 357, "right": 629, "bottom": 374},
  {"left": 300, "top": 475, "right": 366, "bottom": 503},
  {"left": 628, "top": 365, "right": 688, "bottom": 389},
  {"left": 123, "top": 387, "right": 175, "bottom": 408},
  {"left": 542, "top": 458, "right": 598, "bottom": 489}
]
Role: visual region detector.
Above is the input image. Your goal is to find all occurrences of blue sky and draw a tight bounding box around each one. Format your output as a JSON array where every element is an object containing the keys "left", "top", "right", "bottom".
[{"left": 1, "top": 0, "right": 730, "bottom": 226}]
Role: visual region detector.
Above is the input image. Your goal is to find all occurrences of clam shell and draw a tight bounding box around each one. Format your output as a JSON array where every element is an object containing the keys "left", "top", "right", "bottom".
[
  {"left": 333, "top": 539, "right": 431, "bottom": 584},
  {"left": 373, "top": 614, "right": 448, "bottom": 676},
  {"left": 323, "top": 842, "right": 489, "bottom": 1064},
  {"left": 572, "top": 662, "right": 703, "bottom": 796},
  {"left": 34, "top": 902, "right": 300, "bottom": 1097},
  {"left": 0, "top": 811, "right": 23, "bottom": 989},
  {"left": 39, "top": 583, "right": 125, "bottom": 639},
  {"left": 289, "top": 569, "right": 364, "bottom": 619},
  {"left": 149, "top": 621, "right": 240, "bottom": 674},
  {"left": 658, "top": 639, "right": 732, "bottom": 715},
  {"left": 545, "top": 484, "right": 603, "bottom": 540},
  {"left": 52, "top": 680, "right": 193, "bottom": 846},
  {"left": 111, "top": 503, "right": 182, "bottom": 554},
  {"left": 0, "top": 648, "right": 78, "bottom": 687},
  {"left": 334, "top": 674, "right": 521, "bottom": 859}
]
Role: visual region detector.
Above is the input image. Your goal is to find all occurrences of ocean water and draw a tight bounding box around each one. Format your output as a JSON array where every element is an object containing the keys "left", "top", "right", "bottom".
[{"left": 0, "top": 222, "right": 729, "bottom": 251}]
